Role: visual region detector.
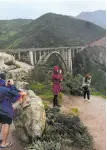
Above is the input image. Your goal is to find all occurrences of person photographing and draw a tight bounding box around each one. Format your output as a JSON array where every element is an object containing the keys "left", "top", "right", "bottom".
[
  {"left": 0, "top": 72, "right": 30, "bottom": 148},
  {"left": 52, "top": 66, "right": 63, "bottom": 107},
  {"left": 82, "top": 74, "right": 92, "bottom": 101}
]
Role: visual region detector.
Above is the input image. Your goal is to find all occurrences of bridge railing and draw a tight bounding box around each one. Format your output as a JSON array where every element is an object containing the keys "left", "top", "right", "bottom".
[{"left": 0, "top": 46, "right": 85, "bottom": 52}]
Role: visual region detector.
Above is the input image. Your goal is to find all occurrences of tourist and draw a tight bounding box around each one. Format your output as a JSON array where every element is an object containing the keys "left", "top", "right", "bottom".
[
  {"left": 7, "top": 79, "right": 30, "bottom": 109},
  {"left": 82, "top": 74, "right": 92, "bottom": 101},
  {"left": 0, "top": 72, "right": 22, "bottom": 148},
  {"left": 0, "top": 72, "right": 31, "bottom": 148},
  {"left": 52, "top": 66, "right": 63, "bottom": 107}
]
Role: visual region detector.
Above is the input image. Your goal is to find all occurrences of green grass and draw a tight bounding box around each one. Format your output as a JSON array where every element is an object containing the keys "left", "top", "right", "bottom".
[
  {"left": 39, "top": 91, "right": 53, "bottom": 101},
  {"left": 30, "top": 82, "right": 53, "bottom": 101},
  {"left": 30, "top": 82, "right": 62, "bottom": 105},
  {"left": 91, "top": 92, "right": 106, "bottom": 99},
  {"left": 71, "top": 108, "right": 79, "bottom": 116}
]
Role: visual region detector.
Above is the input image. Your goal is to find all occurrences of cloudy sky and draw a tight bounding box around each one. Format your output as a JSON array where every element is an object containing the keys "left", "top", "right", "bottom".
[{"left": 0, "top": 0, "right": 106, "bottom": 19}]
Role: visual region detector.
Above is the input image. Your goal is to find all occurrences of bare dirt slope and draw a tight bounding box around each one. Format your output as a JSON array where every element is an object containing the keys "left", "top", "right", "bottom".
[
  {"left": 61, "top": 95, "right": 106, "bottom": 150},
  {"left": 89, "top": 36, "right": 106, "bottom": 47}
]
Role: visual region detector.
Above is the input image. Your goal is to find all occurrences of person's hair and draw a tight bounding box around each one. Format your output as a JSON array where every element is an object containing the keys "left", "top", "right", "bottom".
[
  {"left": 0, "top": 72, "right": 6, "bottom": 80},
  {"left": 84, "top": 74, "right": 90, "bottom": 82}
]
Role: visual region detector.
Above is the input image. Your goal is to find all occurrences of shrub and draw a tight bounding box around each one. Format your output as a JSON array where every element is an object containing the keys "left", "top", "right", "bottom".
[
  {"left": 26, "top": 108, "right": 93, "bottom": 150},
  {"left": 28, "top": 64, "right": 84, "bottom": 96},
  {"left": 63, "top": 73, "right": 83, "bottom": 96},
  {"left": 29, "top": 65, "right": 51, "bottom": 83},
  {"left": 71, "top": 108, "right": 79, "bottom": 116},
  {"left": 26, "top": 141, "right": 61, "bottom": 150}
]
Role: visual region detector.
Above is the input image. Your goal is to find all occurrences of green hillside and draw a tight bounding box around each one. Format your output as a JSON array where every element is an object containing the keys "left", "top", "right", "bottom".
[
  {"left": 0, "top": 19, "right": 32, "bottom": 48},
  {"left": 2, "top": 13, "right": 106, "bottom": 48}
]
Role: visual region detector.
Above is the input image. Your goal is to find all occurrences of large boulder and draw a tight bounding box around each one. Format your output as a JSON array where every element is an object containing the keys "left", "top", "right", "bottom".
[
  {"left": 0, "top": 58, "right": 8, "bottom": 72},
  {"left": 0, "top": 52, "right": 15, "bottom": 65},
  {"left": 0, "top": 58, "right": 17, "bottom": 72},
  {"left": 7, "top": 68, "right": 28, "bottom": 81},
  {"left": 15, "top": 81, "right": 29, "bottom": 89},
  {"left": 13, "top": 90, "right": 46, "bottom": 143}
]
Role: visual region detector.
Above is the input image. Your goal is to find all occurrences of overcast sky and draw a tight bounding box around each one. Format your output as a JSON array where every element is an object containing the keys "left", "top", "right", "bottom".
[{"left": 0, "top": 0, "right": 106, "bottom": 19}]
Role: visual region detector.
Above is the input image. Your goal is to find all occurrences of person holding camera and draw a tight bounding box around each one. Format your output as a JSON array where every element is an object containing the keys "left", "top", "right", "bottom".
[
  {"left": 82, "top": 74, "right": 92, "bottom": 101},
  {"left": 52, "top": 66, "right": 63, "bottom": 107},
  {"left": 0, "top": 72, "right": 22, "bottom": 148}
]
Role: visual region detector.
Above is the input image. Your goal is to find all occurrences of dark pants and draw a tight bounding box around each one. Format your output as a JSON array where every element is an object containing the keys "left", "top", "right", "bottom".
[
  {"left": 0, "top": 114, "right": 12, "bottom": 125},
  {"left": 84, "top": 89, "right": 90, "bottom": 100},
  {"left": 53, "top": 95, "right": 58, "bottom": 107}
]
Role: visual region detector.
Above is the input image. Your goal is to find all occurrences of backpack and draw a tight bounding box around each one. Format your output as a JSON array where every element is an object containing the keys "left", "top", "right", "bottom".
[{"left": 0, "top": 86, "right": 18, "bottom": 102}]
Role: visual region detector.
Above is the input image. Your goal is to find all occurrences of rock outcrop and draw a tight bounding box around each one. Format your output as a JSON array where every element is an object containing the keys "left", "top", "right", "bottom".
[
  {"left": 13, "top": 90, "right": 46, "bottom": 143},
  {"left": 7, "top": 68, "right": 28, "bottom": 81},
  {"left": 0, "top": 52, "right": 33, "bottom": 81},
  {"left": 0, "top": 52, "right": 15, "bottom": 65},
  {"left": 15, "top": 81, "right": 28, "bottom": 89},
  {"left": 0, "top": 52, "right": 46, "bottom": 143}
]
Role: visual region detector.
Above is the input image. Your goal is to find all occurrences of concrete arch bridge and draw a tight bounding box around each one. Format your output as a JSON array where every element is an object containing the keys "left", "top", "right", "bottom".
[{"left": 0, "top": 46, "right": 85, "bottom": 71}]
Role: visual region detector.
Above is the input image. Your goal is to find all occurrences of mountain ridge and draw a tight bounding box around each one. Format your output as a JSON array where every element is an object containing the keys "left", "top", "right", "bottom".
[
  {"left": 77, "top": 10, "right": 106, "bottom": 29},
  {"left": 1, "top": 13, "right": 105, "bottom": 49}
]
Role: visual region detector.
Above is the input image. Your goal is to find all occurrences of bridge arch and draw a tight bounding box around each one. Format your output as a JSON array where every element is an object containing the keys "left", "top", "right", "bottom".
[{"left": 37, "top": 51, "right": 68, "bottom": 71}]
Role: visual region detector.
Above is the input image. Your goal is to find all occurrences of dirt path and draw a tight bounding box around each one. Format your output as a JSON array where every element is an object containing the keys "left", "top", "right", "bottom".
[
  {"left": 61, "top": 95, "right": 106, "bottom": 150},
  {"left": 0, "top": 124, "right": 24, "bottom": 150}
]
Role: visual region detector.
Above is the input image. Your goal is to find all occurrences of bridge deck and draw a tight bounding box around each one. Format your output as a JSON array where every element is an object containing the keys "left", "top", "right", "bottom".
[{"left": 0, "top": 46, "right": 85, "bottom": 52}]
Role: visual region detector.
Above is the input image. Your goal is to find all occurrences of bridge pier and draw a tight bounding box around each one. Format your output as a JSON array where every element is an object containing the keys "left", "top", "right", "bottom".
[
  {"left": 72, "top": 49, "right": 74, "bottom": 58},
  {"left": 61, "top": 49, "right": 67, "bottom": 70},
  {"left": 60, "top": 49, "right": 65, "bottom": 58},
  {"left": 68, "top": 49, "right": 72, "bottom": 71},
  {"left": 34, "top": 52, "right": 37, "bottom": 64},
  {"left": 39, "top": 51, "right": 42, "bottom": 60},
  {"left": 63, "top": 50, "right": 66, "bottom": 66},
  {"left": 47, "top": 50, "right": 49, "bottom": 54},
  {"left": 76, "top": 49, "right": 79, "bottom": 53},
  {"left": 29, "top": 51, "right": 34, "bottom": 65},
  {"left": 43, "top": 51, "right": 46, "bottom": 58}
]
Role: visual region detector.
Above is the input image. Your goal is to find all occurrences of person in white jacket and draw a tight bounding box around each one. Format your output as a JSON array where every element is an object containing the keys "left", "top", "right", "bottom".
[{"left": 82, "top": 74, "right": 92, "bottom": 101}]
